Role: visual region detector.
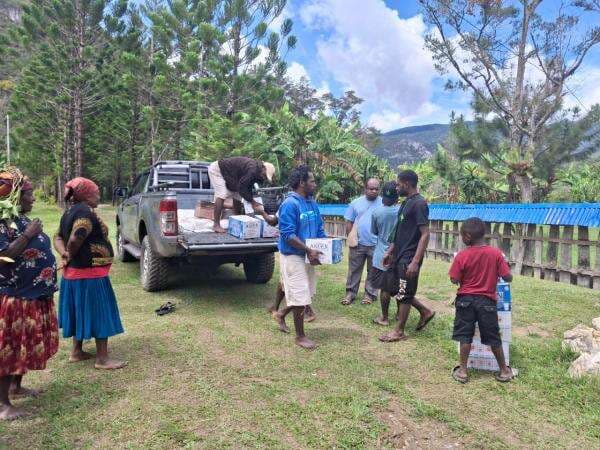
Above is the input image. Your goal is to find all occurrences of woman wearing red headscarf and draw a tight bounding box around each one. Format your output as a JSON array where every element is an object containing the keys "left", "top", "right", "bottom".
[
  {"left": 0, "top": 168, "right": 59, "bottom": 420},
  {"left": 54, "top": 177, "right": 126, "bottom": 370}
]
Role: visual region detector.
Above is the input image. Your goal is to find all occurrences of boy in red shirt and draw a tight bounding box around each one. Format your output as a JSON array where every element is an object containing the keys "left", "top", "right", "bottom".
[{"left": 449, "top": 217, "right": 514, "bottom": 383}]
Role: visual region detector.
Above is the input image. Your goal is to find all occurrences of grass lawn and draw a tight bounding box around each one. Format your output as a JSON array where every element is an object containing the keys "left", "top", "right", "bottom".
[{"left": 1, "top": 202, "right": 599, "bottom": 449}]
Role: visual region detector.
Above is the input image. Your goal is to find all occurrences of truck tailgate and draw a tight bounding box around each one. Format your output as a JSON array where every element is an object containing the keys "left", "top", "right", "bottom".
[{"left": 179, "top": 232, "right": 278, "bottom": 251}]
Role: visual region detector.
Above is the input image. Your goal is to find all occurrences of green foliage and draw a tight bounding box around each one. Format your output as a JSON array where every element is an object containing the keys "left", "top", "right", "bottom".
[{"left": 550, "top": 162, "right": 600, "bottom": 202}]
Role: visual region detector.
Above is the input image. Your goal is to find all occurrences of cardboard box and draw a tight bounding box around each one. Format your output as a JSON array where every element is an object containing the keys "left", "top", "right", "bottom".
[
  {"left": 496, "top": 282, "right": 511, "bottom": 311},
  {"left": 467, "top": 355, "right": 509, "bottom": 371},
  {"left": 242, "top": 197, "right": 263, "bottom": 214},
  {"left": 498, "top": 311, "right": 511, "bottom": 330},
  {"left": 228, "top": 215, "right": 261, "bottom": 239},
  {"left": 194, "top": 201, "right": 234, "bottom": 220},
  {"left": 257, "top": 217, "right": 279, "bottom": 238},
  {"left": 474, "top": 324, "right": 512, "bottom": 343},
  {"left": 305, "top": 238, "right": 343, "bottom": 264},
  {"left": 466, "top": 340, "right": 510, "bottom": 358},
  {"left": 460, "top": 339, "right": 510, "bottom": 371}
]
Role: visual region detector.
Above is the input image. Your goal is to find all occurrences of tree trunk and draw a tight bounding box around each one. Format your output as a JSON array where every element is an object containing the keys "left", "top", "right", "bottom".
[
  {"left": 73, "top": 0, "right": 85, "bottom": 177},
  {"left": 514, "top": 174, "right": 533, "bottom": 203},
  {"left": 129, "top": 100, "right": 140, "bottom": 184}
]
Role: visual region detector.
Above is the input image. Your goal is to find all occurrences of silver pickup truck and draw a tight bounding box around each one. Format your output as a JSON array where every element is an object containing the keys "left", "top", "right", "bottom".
[{"left": 114, "top": 161, "right": 283, "bottom": 292}]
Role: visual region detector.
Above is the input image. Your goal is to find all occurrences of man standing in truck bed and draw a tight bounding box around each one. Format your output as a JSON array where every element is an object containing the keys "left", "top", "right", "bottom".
[{"left": 208, "top": 156, "right": 277, "bottom": 233}]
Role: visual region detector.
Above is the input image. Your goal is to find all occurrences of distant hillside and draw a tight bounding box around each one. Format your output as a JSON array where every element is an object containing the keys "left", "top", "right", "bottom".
[{"left": 373, "top": 123, "right": 453, "bottom": 167}]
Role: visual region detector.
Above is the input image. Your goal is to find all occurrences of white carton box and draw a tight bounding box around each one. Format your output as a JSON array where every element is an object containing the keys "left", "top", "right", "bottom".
[
  {"left": 305, "top": 238, "right": 343, "bottom": 264},
  {"left": 258, "top": 217, "right": 279, "bottom": 238},
  {"left": 460, "top": 339, "right": 510, "bottom": 371},
  {"left": 474, "top": 324, "right": 512, "bottom": 343},
  {"left": 498, "top": 311, "right": 511, "bottom": 330},
  {"left": 228, "top": 215, "right": 261, "bottom": 239}
]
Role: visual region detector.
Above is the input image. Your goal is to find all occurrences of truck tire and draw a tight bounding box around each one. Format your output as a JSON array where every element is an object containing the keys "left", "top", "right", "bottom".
[
  {"left": 116, "top": 227, "right": 136, "bottom": 262},
  {"left": 244, "top": 252, "right": 275, "bottom": 284},
  {"left": 140, "top": 236, "right": 170, "bottom": 291}
]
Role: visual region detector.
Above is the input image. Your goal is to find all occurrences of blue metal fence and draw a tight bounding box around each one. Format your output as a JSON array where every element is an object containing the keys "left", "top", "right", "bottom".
[{"left": 319, "top": 202, "right": 600, "bottom": 227}]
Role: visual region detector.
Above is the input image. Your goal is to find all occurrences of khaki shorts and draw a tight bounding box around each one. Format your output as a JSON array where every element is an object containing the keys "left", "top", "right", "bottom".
[
  {"left": 208, "top": 161, "right": 242, "bottom": 202},
  {"left": 280, "top": 254, "right": 316, "bottom": 307}
]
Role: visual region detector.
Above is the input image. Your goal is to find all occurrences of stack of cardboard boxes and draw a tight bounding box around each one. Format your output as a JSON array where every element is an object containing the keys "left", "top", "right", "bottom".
[{"left": 462, "top": 281, "right": 512, "bottom": 371}]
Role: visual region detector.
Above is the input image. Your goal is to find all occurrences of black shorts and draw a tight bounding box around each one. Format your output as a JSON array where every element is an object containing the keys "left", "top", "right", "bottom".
[
  {"left": 367, "top": 267, "right": 388, "bottom": 290},
  {"left": 382, "top": 262, "right": 419, "bottom": 304},
  {"left": 452, "top": 294, "right": 502, "bottom": 347}
]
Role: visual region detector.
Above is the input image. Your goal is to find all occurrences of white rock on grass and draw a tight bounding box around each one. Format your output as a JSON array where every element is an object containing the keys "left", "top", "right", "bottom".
[{"left": 563, "top": 318, "right": 600, "bottom": 378}]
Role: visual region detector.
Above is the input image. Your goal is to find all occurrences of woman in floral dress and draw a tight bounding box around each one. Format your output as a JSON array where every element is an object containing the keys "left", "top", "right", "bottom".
[
  {"left": 0, "top": 168, "right": 58, "bottom": 420},
  {"left": 54, "top": 177, "right": 126, "bottom": 370}
]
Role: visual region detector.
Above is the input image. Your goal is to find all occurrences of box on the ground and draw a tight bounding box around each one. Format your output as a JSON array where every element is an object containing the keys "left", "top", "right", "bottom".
[
  {"left": 497, "top": 281, "right": 511, "bottom": 311},
  {"left": 305, "top": 238, "right": 343, "bottom": 264},
  {"left": 474, "top": 324, "right": 512, "bottom": 343},
  {"left": 257, "top": 217, "right": 279, "bottom": 238},
  {"left": 462, "top": 340, "right": 510, "bottom": 371},
  {"left": 228, "top": 215, "right": 261, "bottom": 239}
]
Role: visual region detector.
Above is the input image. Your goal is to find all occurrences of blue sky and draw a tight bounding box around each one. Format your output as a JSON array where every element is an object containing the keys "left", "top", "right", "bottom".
[{"left": 275, "top": 0, "right": 600, "bottom": 132}]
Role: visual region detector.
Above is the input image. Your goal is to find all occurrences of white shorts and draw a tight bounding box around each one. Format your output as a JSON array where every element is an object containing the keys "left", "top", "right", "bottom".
[
  {"left": 208, "top": 161, "right": 242, "bottom": 202},
  {"left": 280, "top": 254, "right": 317, "bottom": 307}
]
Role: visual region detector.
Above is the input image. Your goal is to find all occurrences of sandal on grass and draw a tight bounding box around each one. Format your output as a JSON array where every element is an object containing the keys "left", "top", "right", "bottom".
[
  {"left": 378, "top": 332, "right": 408, "bottom": 343},
  {"left": 452, "top": 366, "right": 469, "bottom": 384},
  {"left": 495, "top": 366, "right": 516, "bottom": 383},
  {"left": 341, "top": 297, "right": 354, "bottom": 306},
  {"left": 416, "top": 312, "right": 436, "bottom": 331},
  {"left": 155, "top": 302, "right": 176, "bottom": 316}
]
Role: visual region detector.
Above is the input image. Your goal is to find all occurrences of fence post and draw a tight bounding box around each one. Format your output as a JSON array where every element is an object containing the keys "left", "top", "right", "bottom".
[
  {"left": 491, "top": 223, "right": 501, "bottom": 249},
  {"left": 443, "top": 223, "right": 450, "bottom": 260},
  {"left": 513, "top": 223, "right": 525, "bottom": 274},
  {"left": 522, "top": 224, "right": 536, "bottom": 277},
  {"left": 534, "top": 226, "right": 543, "bottom": 279},
  {"left": 452, "top": 222, "right": 459, "bottom": 252},
  {"left": 577, "top": 226, "right": 591, "bottom": 288},
  {"left": 559, "top": 226, "right": 573, "bottom": 284},
  {"left": 502, "top": 223, "right": 512, "bottom": 264},
  {"left": 545, "top": 225, "right": 560, "bottom": 282},
  {"left": 484, "top": 222, "right": 492, "bottom": 245},
  {"left": 594, "top": 236, "right": 600, "bottom": 290}
]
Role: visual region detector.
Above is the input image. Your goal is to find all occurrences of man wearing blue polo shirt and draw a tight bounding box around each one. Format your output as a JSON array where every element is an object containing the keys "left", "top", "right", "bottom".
[{"left": 342, "top": 178, "right": 381, "bottom": 305}]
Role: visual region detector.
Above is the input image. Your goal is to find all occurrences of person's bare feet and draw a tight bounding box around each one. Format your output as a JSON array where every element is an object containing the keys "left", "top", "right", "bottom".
[
  {"left": 274, "top": 312, "right": 290, "bottom": 333},
  {"left": 305, "top": 307, "right": 316, "bottom": 323},
  {"left": 295, "top": 336, "right": 317, "bottom": 350},
  {"left": 69, "top": 350, "right": 94, "bottom": 363},
  {"left": 379, "top": 330, "right": 408, "bottom": 342},
  {"left": 372, "top": 317, "right": 389, "bottom": 326},
  {"left": 0, "top": 405, "right": 26, "bottom": 420},
  {"left": 95, "top": 358, "right": 128, "bottom": 370},
  {"left": 213, "top": 224, "right": 227, "bottom": 233},
  {"left": 9, "top": 386, "right": 40, "bottom": 398}
]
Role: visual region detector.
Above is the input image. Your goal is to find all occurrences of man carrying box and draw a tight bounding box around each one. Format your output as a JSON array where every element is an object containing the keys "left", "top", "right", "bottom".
[
  {"left": 208, "top": 156, "right": 277, "bottom": 233},
  {"left": 274, "top": 165, "right": 326, "bottom": 350}
]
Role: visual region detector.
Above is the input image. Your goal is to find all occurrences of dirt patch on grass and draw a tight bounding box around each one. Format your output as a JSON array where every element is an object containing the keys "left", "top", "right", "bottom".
[
  {"left": 513, "top": 323, "right": 553, "bottom": 338},
  {"left": 376, "top": 399, "right": 471, "bottom": 449}
]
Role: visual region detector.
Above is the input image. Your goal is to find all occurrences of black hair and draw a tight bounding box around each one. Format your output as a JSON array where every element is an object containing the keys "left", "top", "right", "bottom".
[
  {"left": 381, "top": 181, "right": 399, "bottom": 205},
  {"left": 288, "top": 165, "right": 312, "bottom": 190},
  {"left": 460, "top": 217, "right": 486, "bottom": 241},
  {"left": 397, "top": 170, "right": 418, "bottom": 188}
]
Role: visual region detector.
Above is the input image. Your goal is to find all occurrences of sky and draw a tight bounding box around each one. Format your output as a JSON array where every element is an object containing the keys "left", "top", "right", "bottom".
[{"left": 275, "top": 0, "right": 600, "bottom": 133}]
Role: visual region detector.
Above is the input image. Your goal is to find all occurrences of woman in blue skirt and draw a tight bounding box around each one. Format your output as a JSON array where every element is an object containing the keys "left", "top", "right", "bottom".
[{"left": 54, "top": 177, "right": 126, "bottom": 370}]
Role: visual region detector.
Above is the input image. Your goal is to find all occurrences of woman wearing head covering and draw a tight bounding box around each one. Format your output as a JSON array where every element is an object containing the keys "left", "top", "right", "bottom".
[
  {"left": 53, "top": 177, "right": 126, "bottom": 370},
  {"left": 0, "top": 167, "right": 59, "bottom": 420}
]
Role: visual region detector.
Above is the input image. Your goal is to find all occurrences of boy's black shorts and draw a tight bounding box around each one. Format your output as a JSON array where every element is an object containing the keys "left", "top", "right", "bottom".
[
  {"left": 382, "top": 262, "right": 419, "bottom": 304},
  {"left": 367, "top": 267, "right": 387, "bottom": 290},
  {"left": 452, "top": 294, "right": 502, "bottom": 347}
]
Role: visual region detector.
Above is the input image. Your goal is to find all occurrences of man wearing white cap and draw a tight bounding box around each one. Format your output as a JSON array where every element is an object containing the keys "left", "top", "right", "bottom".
[{"left": 208, "top": 156, "right": 277, "bottom": 233}]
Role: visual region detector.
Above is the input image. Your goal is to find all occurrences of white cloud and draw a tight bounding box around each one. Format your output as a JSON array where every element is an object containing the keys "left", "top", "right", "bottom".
[
  {"left": 269, "top": 3, "right": 292, "bottom": 33},
  {"left": 367, "top": 101, "right": 474, "bottom": 132},
  {"left": 300, "top": 0, "right": 436, "bottom": 117},
  {"left": 563, "top": 66, "right": 600, "bottom": 111},
  {"left": 316, "top": 81, "right": 330, "bottom": 97},
  {"left": 286, "top": 61, "right": 310, "bottom": 83}
]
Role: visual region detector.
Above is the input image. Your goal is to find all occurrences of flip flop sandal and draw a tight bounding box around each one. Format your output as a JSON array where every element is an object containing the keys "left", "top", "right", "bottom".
[
  {"left": 495, "top": 366, "right": 516, "bottom": 383},
  {"left": 416, "top": 312, "right": 436, "bottom": 331},
  {"left": 372, "top": 318, "right": 389, "bottom": 326},
  {"left": 361, "top": 297, "right": 374, "bottom": 305},
  {"left": 341, "top": 298, "right": 354, "bottom": 305},
  {"left": 452, "top": 365, "right": 469, "bottom": 384},
  {"left": 378, "top": 333, "right": 408, "bottom": 343},
  {"left": 155, "top": 302, "right": 176, "bottom": 316}
]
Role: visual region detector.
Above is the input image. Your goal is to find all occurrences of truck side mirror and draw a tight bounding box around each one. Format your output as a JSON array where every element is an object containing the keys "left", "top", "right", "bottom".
[{"left": 114, "top": 187, "right": 129, "bottom": 198}]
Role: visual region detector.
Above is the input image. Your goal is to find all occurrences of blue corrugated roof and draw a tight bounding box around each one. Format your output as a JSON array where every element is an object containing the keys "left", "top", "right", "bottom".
[{"left": 318, "top": 203, "right": 600, "bottom": 227}]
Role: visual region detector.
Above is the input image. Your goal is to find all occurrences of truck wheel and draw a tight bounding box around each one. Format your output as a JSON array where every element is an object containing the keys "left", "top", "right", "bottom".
[
  {"left": 244, "top": 252, "right": 275, "bottom": 284},
  {"left": 140, "top": 236, "right": 170, "bottom": 291},
  {"left": 116, "top": 227, "right": 136, "bottom": 262}
]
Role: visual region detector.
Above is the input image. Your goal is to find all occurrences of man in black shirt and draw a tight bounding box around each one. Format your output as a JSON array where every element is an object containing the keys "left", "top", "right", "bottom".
[{"left": 379, "top": 170, "right": 435, "bottom": 342}]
